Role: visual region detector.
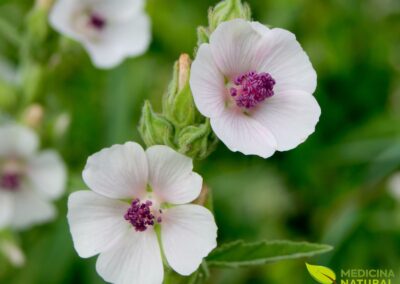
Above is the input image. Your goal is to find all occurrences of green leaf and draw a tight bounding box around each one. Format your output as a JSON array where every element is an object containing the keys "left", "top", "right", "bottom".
[
  {"left": 206, "top": 240, "right": 333, "bottom": 268},
  {"left": 306, "top": 263, "right": 336, "bottom": 284}
]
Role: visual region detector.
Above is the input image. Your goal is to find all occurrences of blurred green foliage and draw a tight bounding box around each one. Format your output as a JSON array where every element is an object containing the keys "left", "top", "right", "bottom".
[{"left": 0, "top": 0, "right": 400, "bottom": 283}]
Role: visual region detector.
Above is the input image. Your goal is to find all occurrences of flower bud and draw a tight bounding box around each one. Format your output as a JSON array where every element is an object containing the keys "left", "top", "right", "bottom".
[
  {"left": 0, "top": 79, "right": 17, "bottom": 109},
  {"left": 197, "top": 26, "right": 210, "bottom": 46},
  {"left": 177, "top": 119, "right": 218, "bottom": 160},
  {"left": 208, "top": 0, "right": 251, "bottom": 32},
  {"left": 21, "top": 62, "right": 44, "bottom": 103},
  {"left": 22, "top": 104, "right": 44, "bottom": 129},
  {"left": 139, "top": 101, "right": 175, "bottom": 147},
  {"left": 163, "top": 54, "right": 197, "bottom": 129}
]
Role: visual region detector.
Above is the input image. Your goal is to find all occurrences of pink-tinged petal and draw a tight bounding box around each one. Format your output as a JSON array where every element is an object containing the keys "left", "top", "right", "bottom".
[
  {"left": 161, "top": 205, "right": 217, "bottom": 276},
  {"left": 67, "top": 191, "right": 130, "bottom": 258},
  {"left": 253, "top": 90, "right": 321, "bottom": 151},
  {"left": 85, "top": 12, "right": 151, "bottom": 69},
  {"left": 27, "top": 150, "right": 67, "bottom": 200},
  {"left": 82, "top": 142, "right": 148, "bottom": 200},
  {"left": 96, "top": 229, "right": 163, "bottom": 284},
  {"left": 146, "top": 145, "right": 202, "bottom": 205},
  {"left": 256, "top": 28, "right": 317, "bottom": 94},
  {"left": 209, "top": 19, "right": 272, "bottom": 79},
  {"left": 210, "top": 110, "right": 277, "bottom": 158},
  {"left": 190, "top": 44, "right": 226, "bottom": 118},
  {"left": 10, "top": 187, "right": 55, "bottom": 230},
  {"left": 0, "top": 124, "right": 39, "bottom": 158},
  {"left": 0, "top": 191, "right": 13, "bottom": 229}
]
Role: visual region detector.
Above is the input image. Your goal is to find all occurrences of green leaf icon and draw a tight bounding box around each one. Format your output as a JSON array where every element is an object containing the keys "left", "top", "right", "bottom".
[{"left": 306, "top": 263, "right": 336, "bottom": 284}]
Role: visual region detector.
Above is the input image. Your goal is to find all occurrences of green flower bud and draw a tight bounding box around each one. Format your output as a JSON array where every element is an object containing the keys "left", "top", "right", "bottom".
[
  {"left": 163, "top": 54, "right": 197, "bottom": 129},
  {"left": 139, "top": 101, "right": 175, "bottom": 147},
  {"left": 197, "top": 26, "right": 210, "bottom": 46},
  {"left": 21, "top": 62, "right": 44, "bottom": 104},
  {"left": 177, "top": 119, "right": 218, "bottom": 160},
  {"left": 208, "top": 0, "right": 251, "bottom": 32},
  {"left": 0, "top": 79, "right": 17, "bottom": 109}
]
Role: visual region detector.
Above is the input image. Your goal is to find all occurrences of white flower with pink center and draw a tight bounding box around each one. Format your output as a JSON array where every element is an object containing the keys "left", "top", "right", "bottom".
[
  {"left": 50, "top": 0, "right": 151, "bottom": 69},
  {"left": 67, "top": 142, "right": 217, "bottom": 284},
  {"left": 190, "top": 19, "right": 321, "bottom": 158},
  {"left": 0, "top": 124, "right": 66, "bottom": 230}
]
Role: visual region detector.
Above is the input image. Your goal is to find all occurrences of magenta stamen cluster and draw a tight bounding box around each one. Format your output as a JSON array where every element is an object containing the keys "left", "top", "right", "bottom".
[
  {"left": 89, "top": 13, "right": 106, "bottom": 30},
  {"left": 230, "top": 71, "right": 276, "bottom": 109},
  {"left": 0, "top": 172, "right": 21, "bottom": 191},
  {"left": 124, "top": 199, "right": 162, "bottom": 232}
]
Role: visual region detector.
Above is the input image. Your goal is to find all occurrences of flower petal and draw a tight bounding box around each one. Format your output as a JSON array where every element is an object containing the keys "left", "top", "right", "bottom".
[
  {"left": 0, "top": 124, "right": 38, "bottom": 158},
  {"left": 253, "top": 90, "right": 321, "bottom": 151},
  {"left": 0, "top": 191, "right": 13, "bottom": 229},
  {"left": 210, "top": 109, "right": 277, "bottom": 158},
  {"left": 96, "top": 229, "right": 163, "bottom": 284},
  {"left": 190, "top": 44, "right": 226, "bottom": 118},
  {"left": 92, "top": 0, "right": 145, "bottom": 21},
  {"left": 256, "top": 28, "right": 317, "bottom": 94},
  {"left": 209, "top": 19, "right": 271, "bottom": 79},
  {"left": 161, "top": 205, "right": 217, "bottom": 276},
  {"left": 146, "top": 145, "right": 202, "bottom": 205},
  {"left": 49, "top": 0, "right": 82, "bottom": 40},
  {"left": 67, "top": 191, "right": 130, "bottom": 258},
  {"left": 82, "top": 142, "right": 148, "bottom": 200},
  {"left": 10, "top": 187, "right": 55, "bottom": 230},
  {"left": 85, "top": 12, "right": 151, "bottom": 69},
  {"left": 27, "top": 150, "right": 67, "bottom": 200}
]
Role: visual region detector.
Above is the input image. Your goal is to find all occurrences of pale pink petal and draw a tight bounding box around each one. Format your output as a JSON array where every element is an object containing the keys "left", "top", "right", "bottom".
[
  {"left": 27, "top": 150, "right": 66, "bottom": 200},
  {"left": 161, "top": 205, "right": 217, "bottom": 276},
  {"left": 253, "top": 90, "right": 321, "bottom": 151},
  {"left": 190, "top": 44, "right": 226, "bottom": 118},
  {"left": 96, "top": 229, "right": 163, "bottom": 284},
  {"left": 209, "top": 19, "right": 272, "bottom": 79},
  {"left": 210, "top": 109, "right": 277, "bottom": 158},
  {"left": 146, "top": 146, "right": 202, "bottom": 205},
  {"left": 82, "top": 142, "right": 148, "bottom": 200},
  {"left": 67, "top": 191, "right": 130, "bottom": 258},
  {"left": 0, "top": 124, "right": 38, "bottom": 158},
  {"left": 0, "top": 191, "right": 13, "bottom": 229},
  {"left": 10, "top": 187, "right": 55, "bottom": 230},
  {"left": 256, "top": 28, "right": 317, "bottom": 94}
]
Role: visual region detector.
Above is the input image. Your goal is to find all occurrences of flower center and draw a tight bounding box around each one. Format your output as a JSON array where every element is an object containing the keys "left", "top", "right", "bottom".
[
  {"left": 229, "top": 71, "right": 276, "bottom": 109},
  {"left": 124, "top": 199, "right": 162, "bottom": 232},
  {"left": 0, "top": 172, "right": 21, "bottom": 191},
  {"left": 89, "top": 13, "right": 106, "bottom": 30}
]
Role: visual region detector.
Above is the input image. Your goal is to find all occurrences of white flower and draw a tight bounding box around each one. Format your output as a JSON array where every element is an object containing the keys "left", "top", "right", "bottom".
[
  {"left": 67, "top": 142, "right": 217, "bottom": 284},
  {"left": 49, "top": 0, "right": 151, "bottom": 69},
  {"left": 190, "top": 19, "right": 320, "bottom": 158},
  {"left": 0, "top": 124, "right": 66, "bottom": 230}
]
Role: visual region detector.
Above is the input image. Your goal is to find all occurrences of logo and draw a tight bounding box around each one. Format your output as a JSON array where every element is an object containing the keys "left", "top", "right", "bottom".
[{"left": 306, "top": 263, "right": 396, "bottom": 284}]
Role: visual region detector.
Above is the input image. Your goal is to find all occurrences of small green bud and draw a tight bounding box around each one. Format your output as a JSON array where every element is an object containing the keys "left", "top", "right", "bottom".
[
  {"left": 21, "top": 62, "right": 44, "bottom": 104},
  {"left": 139, "top": 101, "right": 175, "bottom": 147},
  {"left": 196, "top": 26, "right": 210, "bottom": 46},
  {"left": 177, "top": 119, "right": 218, "bottom": 160},
  {"left": 208, "top": 0, "right": 251, "bottom": 32},
  {"left": 163, "top": 54, "right": 197, "bottom": 129}
]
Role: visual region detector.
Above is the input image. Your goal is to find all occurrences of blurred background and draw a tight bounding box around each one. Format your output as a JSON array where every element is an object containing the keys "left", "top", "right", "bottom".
[{"left": 0, "top": 0, "right": 400, "bottom": 283}]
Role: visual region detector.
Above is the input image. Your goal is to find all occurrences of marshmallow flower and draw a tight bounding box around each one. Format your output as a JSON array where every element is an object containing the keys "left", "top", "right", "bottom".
[
  {"left": 50, "top": 0, "right": 151, "bottom": 69},
  {"left": 190, "top": 19, "right": 321, "bottom": 158},
  {"left": 67, "top": 142, "right": 217, "bottom": 284},
  {"left": 0, "top": 124, "right": 66, "bottom": 230}
]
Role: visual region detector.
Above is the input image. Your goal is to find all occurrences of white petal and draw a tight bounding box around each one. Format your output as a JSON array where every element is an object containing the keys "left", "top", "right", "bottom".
[
  {"left": 91, "top": 0, "right": 145, "bottom": 21},
  {"left": 67, "top": 191, "right": 130, "bottom": 258},
  {"left": 253, "top": 90, "right": 321, "bottom": 151},
  {"left": 85, "top": 12, "right": 151, "bottom": 69},
  {"left": 26, "top": 150, "right": 66, "bottom": 200},
  {"left": 96, "top": 229, "right": 163, "bottom": 284},
  {"left": 0, "top": 124, "right": 38, "bottom": 158},
  {"left": 256, "top": 28, "right": 317, "bottom": 94},
  {"left": 210, "top": 109, "right": 277, "bottom": 158},
  {"left": 49, "top": 0, "right": 83, "bottom": 40},
  {"left": 10, "top": 187, "right": 55, "bottom": 230},
  {"left": 161, "top": 205, "right": 217, "bottom": 276},
  {"left": 82, "top": 142, "right": 148, "bottom": 199},
  {"left": 0, "top": 191, "right": 13, "bottom": 229},
  {"left": 146, "top": 145, "right": 202, "bottom": 205},
  {"left": 190, "top": 44, "right": 226, "bottom": 118},
  {"left": 209, "top": 19, "right": 271, "bottom": 79}
]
